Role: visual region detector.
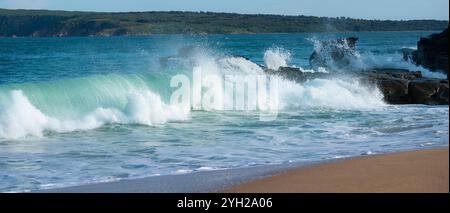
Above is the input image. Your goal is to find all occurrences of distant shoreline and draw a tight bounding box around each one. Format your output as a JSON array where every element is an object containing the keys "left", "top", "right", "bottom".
[
  {"left": 1, "top": 8, "right": 448, "bottom": 37},
  {"left": 2, "top": 8, "right": 449, "bottom": 22},
  {"left": 0, "top": 30, "right": 444, "bottom": 39}
]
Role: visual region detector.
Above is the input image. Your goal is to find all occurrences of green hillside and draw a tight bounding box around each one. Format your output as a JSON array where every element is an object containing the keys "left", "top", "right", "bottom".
[{"left": 0, "top": 9, "right": 448, "bottom": 37}]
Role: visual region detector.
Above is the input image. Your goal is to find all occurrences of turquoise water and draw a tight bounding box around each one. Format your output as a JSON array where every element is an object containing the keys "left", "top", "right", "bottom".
[{"left": 0, "top": 32, "right": 448, "bottom": 192}]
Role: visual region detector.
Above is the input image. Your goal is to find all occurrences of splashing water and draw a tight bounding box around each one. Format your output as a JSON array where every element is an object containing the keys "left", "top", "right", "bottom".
[
  {"left": 264, "top": 48, "right": 291, "bottom": 70},
  {"left": 308, "top": 36, "right": 447, "bottom": 78}
]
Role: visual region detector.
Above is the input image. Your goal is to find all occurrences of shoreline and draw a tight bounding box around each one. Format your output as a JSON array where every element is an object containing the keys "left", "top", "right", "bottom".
[
  {"left": 0, "top": 30, "right": 444, "bottom": 38},
  {"left": 36, "top": 147, "right": 449, "bottom": 193},
  {"left": 37, "top": 161, "right": 301, "bottom": 193},
  {"left": 225, "top": 147, "right": 449, "bottom": 193}
]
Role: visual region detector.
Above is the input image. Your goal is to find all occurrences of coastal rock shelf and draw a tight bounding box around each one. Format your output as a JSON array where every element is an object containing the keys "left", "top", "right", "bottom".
[
  {"left": 265, "top": 31, "right": 449, "bottom": 105},
  {"left": 404, "top": 28, "right": 449, "bottom": 78},
  {"left": 265, "top": 67, "right": 449, "bottom": 105}
]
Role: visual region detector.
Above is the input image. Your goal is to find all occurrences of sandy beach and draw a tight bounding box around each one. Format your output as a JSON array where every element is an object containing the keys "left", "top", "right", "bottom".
[
  {"left": 225, "top": 148, "right": 449, "bottom": 193},
  {"left": 39, "top": 147, "right": 449, "bottom": 193}
]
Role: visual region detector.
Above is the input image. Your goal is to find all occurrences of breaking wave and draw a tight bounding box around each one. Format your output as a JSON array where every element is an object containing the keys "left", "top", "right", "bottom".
[
  {"left": 0, "top": 47, "right": 387, "bottom": 139},
  {"left": 0, "top": 75, "right": 189, "bottom": 139}
]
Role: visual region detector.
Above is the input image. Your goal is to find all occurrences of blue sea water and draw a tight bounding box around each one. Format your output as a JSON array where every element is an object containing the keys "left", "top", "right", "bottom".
[{"left": 0, "top": 32, "right": 448, "bottom": 192}]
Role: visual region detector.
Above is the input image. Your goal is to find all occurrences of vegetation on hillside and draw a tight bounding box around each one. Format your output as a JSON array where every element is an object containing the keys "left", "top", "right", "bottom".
[{"left": 0, "top": 9, "right": 448, "bottom": 37}]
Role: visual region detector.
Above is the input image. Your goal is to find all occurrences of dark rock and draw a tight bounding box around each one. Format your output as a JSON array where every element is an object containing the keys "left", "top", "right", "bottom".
[
  {"left": 401, "top": 48, "right": 417, "bottom": 62},
  {"left": 405, "top": 28, "right": 449, "bottom": 78},
  {"left": 360, "top": 70, "right": 447, "bottom": 105},
  {"left": 361, "top": 69, "right": 422, "bottom": 81},
  {"left": 408, "top": 80, "right": 449, "bottom": 105},
  {"left": 377, "top": 79, "right": 410, "bottom": 104},
  {"left": 347, "top": 69, "right": 435, "bottom": 104},
  {"left": 309, "top": 37, "right": 360, "bottom": 71}
]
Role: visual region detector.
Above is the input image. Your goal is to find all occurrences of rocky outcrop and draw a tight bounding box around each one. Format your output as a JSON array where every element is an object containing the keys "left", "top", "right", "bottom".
[
  {"left": 357, "top": 69, "right": 422, "bottom": 104},
  {"left": 265, "top": 67, "right": 449, "bottom": 105},
  {"left": 377, "top": 79, "right": 410, "bottom": 104},
  {"left": 402, "top": 48, "right": 417, "bottom": 63},
  {"left": 298, "top": 36, "right": 449, "bottom": 105},
  {"left": 403, "top": 28, "right": 449, "bottom": 78},
  {"left": 309, "top": 37, "right": 360, "bottom": 71},
  {"left": 408, "top": 80, "right": 449, "bottom": 105}
]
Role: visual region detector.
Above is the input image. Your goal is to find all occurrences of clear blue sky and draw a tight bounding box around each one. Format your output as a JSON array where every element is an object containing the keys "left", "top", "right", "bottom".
[{"left": 0, "top": 0, "right": 448, "bottom": 20}]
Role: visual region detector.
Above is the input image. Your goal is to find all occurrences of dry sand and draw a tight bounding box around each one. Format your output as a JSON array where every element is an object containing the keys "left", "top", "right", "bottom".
[{"left": 225, "top": 148, "right": 449, "bottom": 193}]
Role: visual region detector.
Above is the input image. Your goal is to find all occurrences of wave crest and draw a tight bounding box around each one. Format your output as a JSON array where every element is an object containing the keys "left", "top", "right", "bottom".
[{"left": 0, "top": 89, "right": 189, "bottom": 139}]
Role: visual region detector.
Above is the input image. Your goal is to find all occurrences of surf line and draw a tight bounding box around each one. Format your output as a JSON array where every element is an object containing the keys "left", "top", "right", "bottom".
[{"left": 169, "top": 66, "right": 280, "bottom": 121}]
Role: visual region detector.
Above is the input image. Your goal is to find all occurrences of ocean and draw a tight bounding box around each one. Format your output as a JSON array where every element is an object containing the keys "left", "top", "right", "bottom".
[{"left": 0, "top": 31, "right": 448, "bottom": 192}]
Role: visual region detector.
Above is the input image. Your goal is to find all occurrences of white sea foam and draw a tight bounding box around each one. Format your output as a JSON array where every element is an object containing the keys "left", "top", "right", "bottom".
[
  {"left": 0, "top": 90, "right": 189, "bottom": 139},
  {"left": 218, "top": 56, "right": 265, "bottom": 74},
  {"left": 0, "top": 90, "right": 51, "bottom": 139},
  {"left": 178, "top": 47, "right": 386, "bottom": 111},
  {"left": 264, "top": 48, "right": 291, "bottom": 70},
  {"left": 277, "top": 77, "right": 386, "bottom": 109},
  {"left": 359, "top": 52, "right": 448, "bottom": 79}
]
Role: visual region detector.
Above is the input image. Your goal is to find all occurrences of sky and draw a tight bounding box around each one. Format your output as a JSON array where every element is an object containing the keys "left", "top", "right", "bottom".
[{"left": 0, "top": 0, "right": 448, "bottom": 20}]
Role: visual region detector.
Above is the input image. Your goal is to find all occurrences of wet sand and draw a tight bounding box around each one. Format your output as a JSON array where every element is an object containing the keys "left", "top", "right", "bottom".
[
  {"left": 39, "top": 148, "right": 448, "bottom": 193},
  {"left": 225, "top": 148, "right": 449, "bottom": 193}
]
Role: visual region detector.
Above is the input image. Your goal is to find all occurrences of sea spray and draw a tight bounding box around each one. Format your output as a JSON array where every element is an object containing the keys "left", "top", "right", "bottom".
[
  {"left": 263, "top": 48, "right": 291, "bottom": 70},
  {"left": 169, "top": 47, "right": 384, "bottom": 114},
  {"left": 309, "top": 37, "right": 365, "bottom": 71},
  {"left": 307, "top": 37, "right": 447, "bottom": 79},
  {"left": 277, "top": 78, "right": 386, "bottom": 109},
  {"left": 170, "top": 65, "right": 280, "bottom": 120},
  {"left": 357, "top": 52, "right": 448, "bottom": 79}
]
